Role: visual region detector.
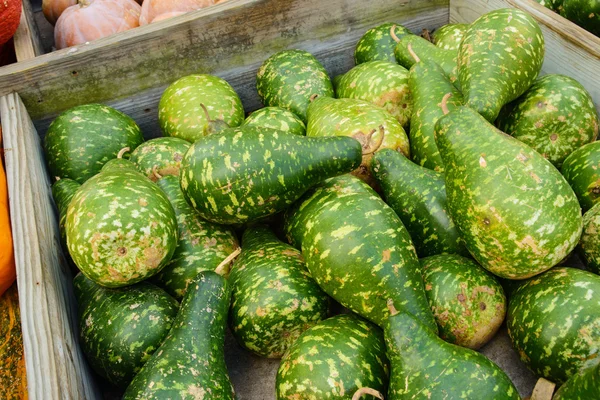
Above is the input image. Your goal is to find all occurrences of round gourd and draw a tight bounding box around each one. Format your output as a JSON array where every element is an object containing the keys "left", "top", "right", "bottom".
[
  {"left": 66, "top": 170, "right": 178, "bottom": 288},
  {"left": 130, "top": 137, "right": 191, "bottom": 182},
  {"left": 140, "top": 0, "right": 221, "bottom": 25},
  {"left": 158, "top": 74, "right": 244, "bottom": 142},
  {"left": 54, "top": 0, "right": 141, "bottom": 49},
  {"left": 42, "top": 0, "right": 76, "bottom": 25},
  {"left": 561, "top": 141, "right": 600, "bottom": 212},
  {"left": 579, "top": 202, "right": 600, "bottom": 274},
  {"left": 507, "top": 267, "right": 600, "bottom": 384},
  {"left": 44, "top": 104, "right": 144, "bottom": 184},
  {"left": 242, "top": 107, "right": 306, "bottom": 136},
  {"left": 0, "top": 0, "right": 21, "bottom": 47}
]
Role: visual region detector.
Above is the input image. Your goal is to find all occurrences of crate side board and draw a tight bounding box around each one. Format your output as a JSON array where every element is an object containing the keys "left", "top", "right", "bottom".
[
  {"left": 13, "top": 0, "right": 45, "bottom": 61},
  {"left": 0, "top": 93, "right": 102, "bottom": 400},
  {"left": 450, "top": 0, "right": 600, "bottom": 115},
  {"left": 0, "top": 0, "right": 449, "bottom": 137}
]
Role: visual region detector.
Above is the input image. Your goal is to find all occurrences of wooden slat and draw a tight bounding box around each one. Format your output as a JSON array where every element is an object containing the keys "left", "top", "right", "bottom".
[
  {"left": 0, "top": 0, "right": 448, "bottom": 137},
  {"left": 0, "top": 93, "right": 101, "bottom": 400},
  {"left": 449, "top": 0, "right": 600, "bottom": 114},
  {"left": 13, "top": 0, "right": 45, "bottom": 61}
]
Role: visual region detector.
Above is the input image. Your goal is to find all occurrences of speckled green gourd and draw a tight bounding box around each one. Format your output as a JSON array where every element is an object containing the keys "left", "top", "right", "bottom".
[
  {"left": 436, "top": 106, "right": 582, "bottom": 279},
  {"left": 229, "top": 226, "right": 329, "bottom": 358},
  {"left": 561, "top": 0, "right": 600, "bottom": 36},
  {"left": 306, "top": 96, "right": 409, "bottom": 185},
  {"left": 123, "top": 272, "right": 234, "bottom": 399},
  {"left": 334, "top": 61, "right": 412, "bottom": 128},
  {"left": 497, "top": 74, "right": 599, "bottom": 167},
  {"left": 159, "top": 74, "right": 245, "bottom": 143},
  {"left": 130, "top": 137, "right": 191, "bottom": 182},
  {"left": 154, "top": 175, "right": 238, "bottom": 299},
  {"left": 371, "top": 149, "right": 466, "bottom": 258},
  {"left": 507, "top": 267, "right": 600, "bottom": 383},
  {"left": 73, "top": 273, "right": 178, "bottom": 388},
  {"left": 66, "top": 170, "right": 178, "bottom": 287},
  {"left": 561, "top": 141, "right": 600, "bottom": 212},
  {"left": 256, "top": 50, "right": 334, "bottom": 122},
  {"left": 44, "top": 104, "right": 144, "bottom": 184},
  {"left": 385, "top": 304, "right": 519, "bottom": 400},
  {"left": 179, "top": 126, "right": 362, "bottom": 225},
  {"left": 276, "top": 314, "right": 389, "bottom": 399},
  {"left": 354, "top": 23, "right": 411, "bottom": 64},
  {"left": 458, "top": 8, "right": 545, "bottom": 122},
  {"left": 579, "top": 202, "right": 600, "bottom": 274},
  {"left": 432, "top": 23, "right": 469, "bottom": 51},
  {"left": 394, "top": 35, "right": 459, "bottom": 87},
  {"left": 533, "top": 0, "right": 564, "bottom": 12},
  {"left": 284, "top": 174, "right": 437, "bottom": 331},
  {"left": 554, "top": 362, "right": 600, "bottom": 400},
  {"left": 242, "top": 107, "right": 306, "bottom": 135},
  {"left": 52, "top": 178, "right": 81, "bottom": 249},
  {"left": 101, "top": 157, "right": 139, "bottom": 173},
  {"left": 420, "top": 254, "right": 506, "bottom": 349},
  {"left": 408, "top": 60, "right": 464, "bottom": 173}
]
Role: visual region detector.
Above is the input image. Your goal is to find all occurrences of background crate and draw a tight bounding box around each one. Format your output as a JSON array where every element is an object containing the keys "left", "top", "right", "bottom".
[{"left": 0, "top": 0, "right": 597, "bottom": 399}]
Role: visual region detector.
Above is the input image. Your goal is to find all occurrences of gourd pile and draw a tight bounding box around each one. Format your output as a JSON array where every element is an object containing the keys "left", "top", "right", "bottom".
[
  {"left": 45, "top": 8, "right": 600, "bottom": 400},
  {"left": 534, "top": 0, "right": 600, "bottom": 37},
  {"left": 42, "top": 0, "right": 229, "bottom": 49}
]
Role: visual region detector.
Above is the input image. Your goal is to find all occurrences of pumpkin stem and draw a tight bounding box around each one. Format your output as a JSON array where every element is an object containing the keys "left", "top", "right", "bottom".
[
  {"left": 387, "top": 299, "right": 399, "bottom": 316},
  {"left": 117, "top": 147, "right": 130, "bottom": 159},
  {"left": 152, "top": 165, "right": 163, "bottom": 180},
  {"left": 78, "top": 0, "right": 91, "bottom": 6},
  {"left": 441, "top": 93, "right": 452, "bottom": 115},
  {"left": 407, "top": 43, "right": 421, "bottom": 63},
  {"left": 390, "top": 25, "right": 401, "bottom": 43},
  {"left": 352, "top": 388, "right": 384, "bottom": 400},
  {"left": 215, "top": 247, "right": 242, "bottom": 276}
]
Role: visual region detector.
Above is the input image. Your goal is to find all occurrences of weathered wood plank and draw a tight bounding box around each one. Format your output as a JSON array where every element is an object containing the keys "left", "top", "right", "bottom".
[
  {"left": 449, "top": 0, "right": 600, "bottom": 114},
  {"left": 0, "top": 93, "right": 101, "bottom": 400},
  {"left": 13, "top": 0, "right": 44, "bottom": 61},
  {"left": 0, "top": 0, "right": 448, "bottom": 136}
]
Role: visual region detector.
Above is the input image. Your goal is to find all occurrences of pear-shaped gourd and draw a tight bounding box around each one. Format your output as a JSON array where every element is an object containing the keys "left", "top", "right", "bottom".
[
  {"left": 561, "top": 141, "right": 600, "bottom": 212},
  {"left": 284, "top": 174, "right": 436, "bottom": 331},
  {"left": 554, "top": 362, "right": 600, "bottom": 400},
  {"left": 384, "top": 300, "right": 520, "bottom": 400},
  {"left": 371, "top": 149, "right": 466, "bottom": 258},
  {"left": 435, "top": 103, "right": 582, "bottom": 279},
  {"left": 579, "top": 202, "right": 600, "bottom": 274},
  {"left": 229, "top": 226, "right": 329, "bottom": 358},
  {"left": 354, "top": 23, "right": 411, "bottom": 64},
  {"left": 123, "top": 271, "right": 235, "bottom": 399},
  {"left": 180, "top": 126, "right": 362, "bottom": 225},
  {"left": 408, "top": 60, "right": 464, "bottom": 173},
  {"left": 130, "top": 137, "right": 191, "bottom": 181},
  {"left": 458, "top": 8, "right": 545, "bottom": 122}
]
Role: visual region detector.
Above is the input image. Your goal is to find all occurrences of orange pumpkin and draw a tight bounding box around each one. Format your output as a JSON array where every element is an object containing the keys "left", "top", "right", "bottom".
[
  {"left": 140, "top": 0, "right": 226, "bottom": 25},
  {"left": 0, "top": 284, "right": 27, "bottom": 400},
  {"left": 0, "top": 127, "right": 15, "bottom": 298},
  {"left": 55, "top": 0, "right": 141, "bottom": 50},
  {"left": 0, "top": 0, "right": 22, "bottom": 46},
  {"left": 42, "top": 0, "right": 76, "bottom": 25}
]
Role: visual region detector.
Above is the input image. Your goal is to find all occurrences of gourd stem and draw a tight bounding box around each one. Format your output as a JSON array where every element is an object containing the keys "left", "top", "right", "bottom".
[
  {"left": 215, "top": 247, "right": 242, "bottom": 275},
  {"left": 55, "top": 177, "right": 61, "bottom": 181},
  {"left": 441, "top": 93, "right": 452, "bottom": 115},
  {"left": 117, "top": 147, "right": 130, "bottom": 159},
  {"left": 152, "top": 165, "right": 162, "bottom": 180},
  {"left": 200, "top": 103, "right": 212, "bottom": 122},
  {"left": 387, "top": 299, "right": 399, "bottom": 316},
  {"left": 352, "top": 387, "right": 384, "bottom": 400},
  {"left": 407, "top": 43, "right": 421, "bottom": 63},
  {"left": 309, "top": 94, "right": 319, "bottom": 102},
  {"left": 422, "top": 28, "right": 432, "bottom": 42},
  {"left": 362, "top": 125, "right": 386, "bottom": 155},
  {"left": 390, "top": 25, "right": 400, "bottom": 43}
]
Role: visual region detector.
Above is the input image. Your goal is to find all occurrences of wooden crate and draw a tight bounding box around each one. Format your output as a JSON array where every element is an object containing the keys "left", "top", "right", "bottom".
[{"left": 0, "top": 0, "right": 597, "bottom": 398}]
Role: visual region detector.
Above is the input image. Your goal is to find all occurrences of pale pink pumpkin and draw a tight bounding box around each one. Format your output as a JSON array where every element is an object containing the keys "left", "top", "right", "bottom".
[
  {"left": 55, "top": 0, "right": 141, "bottom": 50},
  {"left": 151, "top": 12, "right": 187, "bottom": 23},
  {"left": 140, "top": 0, "right": 227, "bottom": 25}
]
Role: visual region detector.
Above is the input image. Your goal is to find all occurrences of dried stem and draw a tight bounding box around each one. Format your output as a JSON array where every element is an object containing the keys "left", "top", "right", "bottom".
[
  {"left": 390, "top": 24, "right": 401, "bottom": 43},
  {"left": 352, "top": 388, "right": 384, "bottom": 400},
  {"left": 441, "top": 93, "right": 452, "bottom": 115},
  {"left": 407, "top": 43, "right": 421, "bottom": 63},
  {"left": 215, "top": 247, "right": 242, "bottom": 275},
  {"left": 117, "top": 147, "right": 130, "bottom": 159}
]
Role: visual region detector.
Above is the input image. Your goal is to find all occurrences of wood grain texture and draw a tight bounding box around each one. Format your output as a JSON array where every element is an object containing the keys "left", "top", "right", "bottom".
[
  {"left": 13, "top": 0, "right": 44, "bottom": 61},
  {"left": 0, "top": 0, "right": 448, "bottom": 137},
  {"left": 0, "top": 93, "right": 101, "bottom": 400},
  {"left": 450, "top": 0, "right": 600, "bottom": 114}
]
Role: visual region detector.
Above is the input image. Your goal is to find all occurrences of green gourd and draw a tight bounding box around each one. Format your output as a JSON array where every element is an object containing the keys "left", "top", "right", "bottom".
[{"left": 354, "top": 23, "right": 411, "bottom": 64}]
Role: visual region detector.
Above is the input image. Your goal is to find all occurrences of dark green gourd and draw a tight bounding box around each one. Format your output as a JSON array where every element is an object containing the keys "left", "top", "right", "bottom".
[
  {"left": 74, "top": 273, "right": 178, "bottom": 388},
  {"left": 579, "top": 202, "right": 600, "bottom": 274},
  {"left": 179, "top": 126, "right": 362, "bottom": 225},
  {"left": 436, "top": 105, "right": 582, "bottom": 279},
  {"left": 371, "top": 149, "right": 466, "bottom": 258},
  {"left": 384, "top": 301, "right": 519, "bottom": 399},
  {"left": 276, "top": 314, "right": 389, "bottom": 399},
  {"left": 229, "top": 226, "right": 329, "bottom": 358},
  {"left": 284, "top": 174, "right": 436, "bottom": 331},
  {"left": 554, "top": 362, "right": 600, "bottom": 400},
  {"left": 561, "top": 141, "right": 600, "bottom": 212},
  {"left": 155, "top": 175, "right": 239, "bottom": 299},
  {"left": 123, "top": 271, "right": 234, "bottom": 399},
  {"left": 354, "top": 23, "right": 411, "bottom": 64},
  {"left": 51, "top": 178, "right": 81, "bottom": 250}
]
